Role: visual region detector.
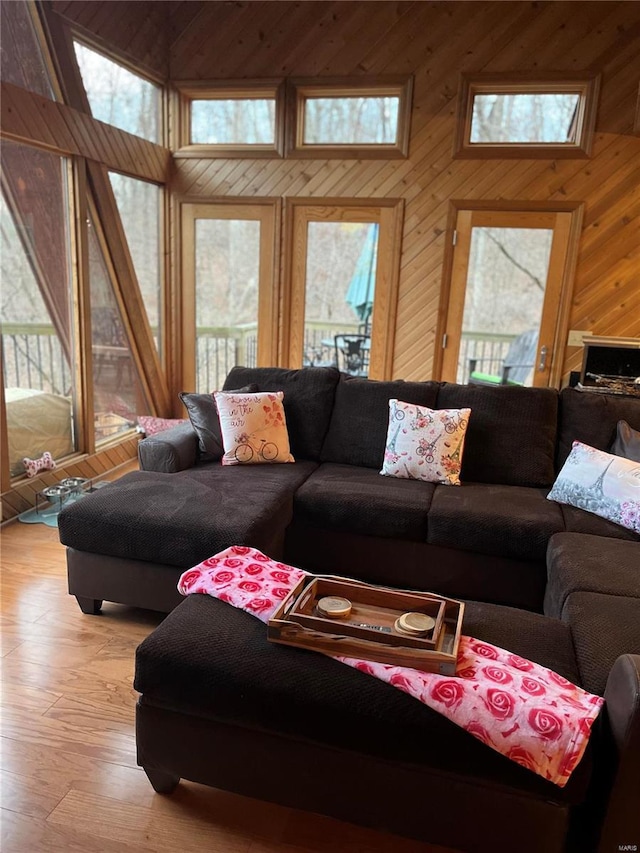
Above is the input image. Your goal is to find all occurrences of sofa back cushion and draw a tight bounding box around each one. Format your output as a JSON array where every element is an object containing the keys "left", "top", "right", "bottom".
[
  {"left": 223, "top": 366, "right": 340, "bottom": 460},
  {"left": 557, "top": 388, "right": 640, "bottom": 470},
  {"left": 436, "top": 383, "right": 558, "bottom": 487},
  {"left": 321, "top": 375, "right": 440, "bottom": 469}
]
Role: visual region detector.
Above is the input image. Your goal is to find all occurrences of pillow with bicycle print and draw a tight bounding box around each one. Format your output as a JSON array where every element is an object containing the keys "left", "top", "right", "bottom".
[
  {"left": 380, "top": 400, "right": 471, "bottom": 485},
  {"left": 214, "top": 390, "right": 294, "bottom": 466}
]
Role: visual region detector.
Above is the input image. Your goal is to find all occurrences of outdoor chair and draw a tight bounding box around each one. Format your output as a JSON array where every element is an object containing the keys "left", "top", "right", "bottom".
[
  {"left": 335, "top": 333, "right": 370, "bottom": 376},
  {"left": 468, "top": 328, "right": 538, "bottom": 386}
]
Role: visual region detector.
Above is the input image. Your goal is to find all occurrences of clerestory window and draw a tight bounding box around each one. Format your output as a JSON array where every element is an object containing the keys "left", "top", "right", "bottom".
[{"left": 455, "top": 74, "right": 600, "bottom": 158}]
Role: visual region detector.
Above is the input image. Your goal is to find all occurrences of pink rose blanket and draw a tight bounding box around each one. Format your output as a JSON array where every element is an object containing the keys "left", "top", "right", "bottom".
[{"left": 178, "top": 546, "right": 604, "bottom": 787}]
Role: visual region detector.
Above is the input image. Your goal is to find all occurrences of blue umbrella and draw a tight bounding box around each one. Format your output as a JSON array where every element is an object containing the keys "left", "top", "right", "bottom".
[{"left": 345, "top": 223, "right": 378, "bottom": 332}]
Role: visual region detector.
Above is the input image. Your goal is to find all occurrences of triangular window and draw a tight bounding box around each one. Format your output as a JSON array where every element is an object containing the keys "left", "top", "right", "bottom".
[
  {"left": 0, "top": 2, "right": 56, "bottom": 99},
  {"left": 1, "top": 141, "right": 76, "bottom": 476},
  {"left": 73, "top": 41, "right": 161, "bottom": 143}
]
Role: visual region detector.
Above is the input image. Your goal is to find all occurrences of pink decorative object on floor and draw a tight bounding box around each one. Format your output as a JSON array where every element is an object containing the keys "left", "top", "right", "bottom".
[{"left": 23, "top": 451, "right": 56, "bottom": 478}]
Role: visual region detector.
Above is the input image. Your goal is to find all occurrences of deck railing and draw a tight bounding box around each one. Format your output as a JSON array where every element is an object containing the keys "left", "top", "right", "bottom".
[
  {"left": 2, "top": 323, "right": 519, "bottom": 394},
  {"left": 457, "top": 331, "right": 516, "bottom": 385},
  {"left": 1, "top": 323, "right": 72, "bottom": 395}
]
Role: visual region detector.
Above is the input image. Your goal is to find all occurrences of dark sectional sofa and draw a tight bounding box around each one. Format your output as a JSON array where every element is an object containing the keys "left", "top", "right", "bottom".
[
  {"left": 57, "top": 366, "right": 640, "bottom": 851},
  {"left": 59, "top": 366, "right": 639, "bottom": 615}
]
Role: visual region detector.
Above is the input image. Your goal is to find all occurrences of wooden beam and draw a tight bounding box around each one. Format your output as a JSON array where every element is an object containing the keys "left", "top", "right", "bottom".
[{"left": 0, "top": 82, "right": 169, "bottom": 183}]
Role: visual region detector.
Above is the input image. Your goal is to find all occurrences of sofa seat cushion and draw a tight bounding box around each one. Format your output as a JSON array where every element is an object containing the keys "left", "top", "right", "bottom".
[
  {"left": 564, "top": 592, "right": 640, "bottom": 696},
  {"left": 558, "top": 503, "right": 640, "bottom": 542},
  {"left": 320, "top": 376, "right": 440, "bottom": 469},
  {"left": 223, "top": 366, "right": 339, "bottom": 461},
  {"left": 293, "top": 462, "right": 435, "bottom": 540},
  {"left": 545, "top": 533, "right": 640, "bottom": 619},
  {"left": 58, "top": 461, "right": 318, "bottom": 568},
  {"left": 556, "top": 388, "right": 640, "bottom": 470},
  {"left": 135, "top": 594, "right": 589, "bottom": 804},
  {"left": 436, "top": 383, "right": 558, "bottom": 487},
  {"left": 427, "top": 484, "right": 564, "bottom": 561}
]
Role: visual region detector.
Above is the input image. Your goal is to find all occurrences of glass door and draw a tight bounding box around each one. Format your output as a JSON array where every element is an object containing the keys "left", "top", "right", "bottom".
[
  {"left": 285, "top": 201, "right": 403, "bottom": 379},
  {"left": 440, "top": 209, "right": 575, "bottom": 387},
  {"left": 181, "top": 202, "right": 278, "bottom": 392}
]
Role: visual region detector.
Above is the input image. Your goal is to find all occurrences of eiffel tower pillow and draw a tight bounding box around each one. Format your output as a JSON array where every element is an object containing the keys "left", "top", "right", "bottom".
[
  {"left": 547, "top": 441, "right": 640, "bottom": 533},
  {"left": 380, "top": 399, "right": 471, "bottom": 485}
]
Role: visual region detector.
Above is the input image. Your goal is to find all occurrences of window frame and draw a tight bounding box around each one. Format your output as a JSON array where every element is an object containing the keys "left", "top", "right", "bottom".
[
  {"left": 174, "top": 80, "right": 285, "bottom": 158},
  {"left": 286, "top": 77, "right": 413, "bottom": 159},
  {"left": 453, "top": 73, "right": 600, "bottom": 159}
]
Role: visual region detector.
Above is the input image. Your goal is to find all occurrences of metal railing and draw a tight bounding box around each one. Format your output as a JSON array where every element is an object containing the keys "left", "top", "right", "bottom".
[
  {"left": 1, "top": 324, "right": 72, "bottom": 395},
  {"left": 2, "top": 322, "right": 520, "bottom": 394}
]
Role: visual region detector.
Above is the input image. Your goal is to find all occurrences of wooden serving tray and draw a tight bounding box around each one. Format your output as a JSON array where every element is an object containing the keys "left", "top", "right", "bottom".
[{"left": 268, "top": 575, "right": 465, "bottom": 675}]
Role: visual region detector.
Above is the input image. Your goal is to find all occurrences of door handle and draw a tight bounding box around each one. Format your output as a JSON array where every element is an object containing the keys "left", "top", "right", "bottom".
[{"left": 538, "top": 345, "right": 548, "bottom": 371}]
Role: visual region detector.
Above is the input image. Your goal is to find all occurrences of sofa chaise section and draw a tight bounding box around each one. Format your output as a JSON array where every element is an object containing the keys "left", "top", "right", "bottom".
[{"left": 59, "top": 461, "right": 319, "bottom": 613}]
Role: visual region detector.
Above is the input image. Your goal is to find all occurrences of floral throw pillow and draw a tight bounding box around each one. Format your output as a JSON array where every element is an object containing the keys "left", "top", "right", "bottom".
[
  {"left": 214, "top": 390, "right": 294, "bottom": 466},
  {"left": 380, "top": 400, "right": 471, "bottom": 485},
  {"left": 547, "top": 441, "right": 640, "bottom": 533},
  {"left": 137, "top": 415, "right": 188, "bottom": 436}
]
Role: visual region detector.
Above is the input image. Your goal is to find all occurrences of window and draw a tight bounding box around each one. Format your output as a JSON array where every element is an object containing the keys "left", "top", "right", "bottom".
[
  {"left": 180, "top": 202, "right": 279, "bottom": 392},
  {"left": 87, "top": 214, "right": 149, "bottom": 445},
  {"left": 455, "top": 74, "right": 600, "bottom": 158},
  {"left": 0, "top": 0, "right": 57, "bottom": 99},
  {"left": 176, "top": 82, "right": 283, "bottom": 157},
  {"left": 1, "top": 142, "right": 77, "bottom": 477},
  {"left": 285, "top": 200, "right": 403, "bottom": 379},
  {"left": 109, "top": 173, "right": 163, "bottom": 357},
  {"left": 287, "top": 78, "right": 412, "bottom": 158},
  {"left": 73, "top": 41, "right": 162, "bottom": 143},
  {"left": 192, "top": 99, "right": 275, "bottom": 145},
  {"left": 304, "top": 97, "right": 399, "bottom": 145}
]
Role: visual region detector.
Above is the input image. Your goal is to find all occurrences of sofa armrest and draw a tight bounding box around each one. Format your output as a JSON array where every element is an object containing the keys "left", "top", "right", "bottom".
[
  {"left": 138, "top": 423, "right": 198, "bottom": 473},
  {"left": 598, "top": 654, "right": 640, "bottom": 850}
]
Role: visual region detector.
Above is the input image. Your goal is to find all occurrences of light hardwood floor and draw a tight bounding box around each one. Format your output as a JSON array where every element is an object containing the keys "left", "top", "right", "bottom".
[{"left": 0, "top": 503, "right": 453, "bottom": 852}]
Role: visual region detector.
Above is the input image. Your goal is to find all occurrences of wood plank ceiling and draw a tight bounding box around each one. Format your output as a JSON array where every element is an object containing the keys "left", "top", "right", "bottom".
[{"left": 29, "top": 2, "right": 640, "bottom": 384}]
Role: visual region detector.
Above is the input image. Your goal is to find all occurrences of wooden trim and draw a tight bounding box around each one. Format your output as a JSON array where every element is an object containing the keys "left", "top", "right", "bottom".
[
  {"left": 550, "top": 204, "right": 585, "bottom": 388},
  {"left": 173, "top": 79, "right": 285, "bottom": 157},
  {"left": 453, "top": 72, "right": 600, "bottom": 160},
  {"left": 70, "top": 157, "right": 93, "bottom": 456},
  {"left": 0, "top": 350, "right": 10, "bottom": 495},
  {"left": 180, "top": 206, "right": 196, "bottom": 392},
  {"left": 284, "top": 198, "right": 404, "bottom": 379},
  {"left": 180, "top": 199, "right": 281, "bottom": 392},
  {"left": 285, "top": 76, "right": 413, "bottom": 159},
  {"left": 432, "top": 201, "right": 462, "bottom": 381},
  {"left": 27, "top": 1, "right": 65, "bottom": 103},
  {"left": 438, "top": 210, "right": 474, "bottom": 382},
  {"left": 375, "top": 202, "right": 405, "bottom": 378},
  {"left": 0, "top": 82, "right": 170, "bottom": 184},
  {"left": 535, "top": 213, "right": 573, "bottom": 387}
]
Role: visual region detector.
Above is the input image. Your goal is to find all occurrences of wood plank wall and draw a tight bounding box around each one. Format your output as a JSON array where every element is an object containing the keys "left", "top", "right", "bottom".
[
  {"left": 165, "top": 0, "right": 640, "bottom": 381},
  {"left": 50, "top": 0, "right": 170, "bottom": 78},
  {"left": 26, "top": 0, "right": 640, "bottom": 387}
]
